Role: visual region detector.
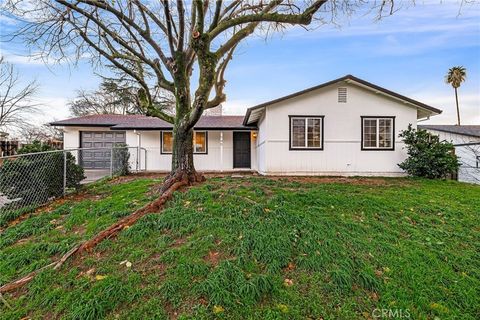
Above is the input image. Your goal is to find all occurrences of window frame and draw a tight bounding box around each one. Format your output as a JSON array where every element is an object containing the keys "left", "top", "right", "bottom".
[
  {"left": 476, "top": 155, "right": 480, "bottom": 168},
  {"left": 361, "top": 116, "right": 395, "bottom": 151},
  {"left": 160, "top": 130, "right": 208, "bottom": 155},
  {"left": 193, "top": 131, "right": 208, "bottom": 154},
  {"left": 288, "top": 115, "right": 325, "bottom": 151}
]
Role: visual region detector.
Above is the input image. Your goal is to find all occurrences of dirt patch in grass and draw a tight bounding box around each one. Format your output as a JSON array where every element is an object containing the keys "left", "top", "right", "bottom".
[
  {"left": 110, "top": 172, "right": 167, "bottom": 185},
  {"left": 204, "top": 250, "right": 222, "bottom": 267}
]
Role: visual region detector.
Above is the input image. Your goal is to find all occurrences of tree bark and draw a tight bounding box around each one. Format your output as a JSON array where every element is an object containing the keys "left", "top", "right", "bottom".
[
  {"left": 172, "top": 124, "right": 195, "bottom": 175},
  {"left": 455, "top": 87, "right": 461, "bottom": 126}
]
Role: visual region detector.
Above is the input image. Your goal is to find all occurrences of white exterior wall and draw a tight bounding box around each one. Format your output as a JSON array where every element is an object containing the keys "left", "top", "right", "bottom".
[
  {"left": 424, "top": 129, "right": 480, "bottom": 184},
  {"left": 63, "top": 127, "right": 257, "bottom": 172},
  {"left": 260, "top": 83, "right": 418, "bottom": 176},
  {"left": 256, "top": 114, "right": 267, "bottom": 174}
]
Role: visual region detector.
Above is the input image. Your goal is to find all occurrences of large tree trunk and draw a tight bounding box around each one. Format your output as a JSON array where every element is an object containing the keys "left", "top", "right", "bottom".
[
  {"left": 172, "top": 124, "right": 195, "bottom": 175},
  {"left": 161, "top": 124, "right": 204, "bottom": 192}
]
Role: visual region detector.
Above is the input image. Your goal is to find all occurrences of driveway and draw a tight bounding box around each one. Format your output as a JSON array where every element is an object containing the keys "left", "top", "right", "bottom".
[{"left": 82, "top": 169, "right": 110, "bottom": 184}]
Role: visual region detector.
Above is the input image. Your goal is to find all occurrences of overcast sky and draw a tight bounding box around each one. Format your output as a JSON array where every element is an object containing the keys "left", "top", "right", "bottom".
[{"left": 1, "top": 1, "right": 479, "bottom": 126}]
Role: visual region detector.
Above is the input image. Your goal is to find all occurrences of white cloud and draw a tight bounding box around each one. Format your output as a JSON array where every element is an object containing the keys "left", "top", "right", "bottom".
[
  {"left": 222, "top": 99, "right": 257, "bottom": 116},
  {"left": 29, "top": 96, "right": 71, "bottom": 125},
  {"left": 284, "top": 2, "right": 480, "bottom": 39},
  {"left": 415, "top": 93, "right": 480, "bottom": 125}
]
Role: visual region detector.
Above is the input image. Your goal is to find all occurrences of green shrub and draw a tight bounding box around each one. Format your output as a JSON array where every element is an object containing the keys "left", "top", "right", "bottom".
[
  {"left": 398, "top": 125, "right": 459, "bottom": 179},
  {"left": 112, "top": 143, "right": 130, "bottom": 176},
  {"left": 17, "top": 140, "right": 59, "bottom": 154},
  {"left": 0, "top": 142, "right": 85, "bottom": 207}
]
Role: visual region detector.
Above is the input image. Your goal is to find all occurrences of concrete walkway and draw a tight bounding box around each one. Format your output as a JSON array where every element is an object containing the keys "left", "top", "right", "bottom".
[{"left": 82, "top": 169, "right": 110, "bottom": 184}]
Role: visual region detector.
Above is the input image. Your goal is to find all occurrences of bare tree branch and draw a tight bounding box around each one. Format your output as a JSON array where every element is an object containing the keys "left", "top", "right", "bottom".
[{"left": 0, "top": 57, "right": 41, "bottom": 132}]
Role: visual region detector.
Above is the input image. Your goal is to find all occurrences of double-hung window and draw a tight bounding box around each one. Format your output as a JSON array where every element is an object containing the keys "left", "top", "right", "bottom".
[
  {"left": 289, "top": 116, "right": 324, "bottom": 150},
  {"left": 161, "top": 131, "right": 208, "bottom": 154},
  {"left": 361, "top": 117, "right": 395, "bottom": 150}
]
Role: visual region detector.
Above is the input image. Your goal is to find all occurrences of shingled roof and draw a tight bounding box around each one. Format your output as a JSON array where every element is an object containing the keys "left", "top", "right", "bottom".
[
  {"left": 50, "top": 114, "right": 253, "bottom": 130},
  {"left": 419, "top": 125, "right": 480, "bottom": 138}
]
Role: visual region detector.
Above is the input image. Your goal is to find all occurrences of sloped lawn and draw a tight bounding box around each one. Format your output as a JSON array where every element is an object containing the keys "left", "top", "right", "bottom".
[{"left": 1, "top": 176, "right": 478, "bottom": 319}]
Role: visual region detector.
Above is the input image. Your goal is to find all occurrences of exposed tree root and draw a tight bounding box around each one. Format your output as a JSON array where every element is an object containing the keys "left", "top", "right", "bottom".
[{"left": 0, "top": 173, "right": 195, "bottom": 294}]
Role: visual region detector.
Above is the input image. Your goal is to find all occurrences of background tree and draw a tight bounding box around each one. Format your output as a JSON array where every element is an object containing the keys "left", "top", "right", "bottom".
[
  {"left": 3, "top": 0, "right": 432, "bottom": 188},
  {"left": 0, "top": 57, "right": 40, "bottom": 132},
  {"left": 69, "top": 78, "right": 174, "bottom": 116},
  {"left": 19, "top": 124, "right": 63, "bottom": 144},
  {"left": 445, "top": 66, "right": 467, "bottom": 126}
]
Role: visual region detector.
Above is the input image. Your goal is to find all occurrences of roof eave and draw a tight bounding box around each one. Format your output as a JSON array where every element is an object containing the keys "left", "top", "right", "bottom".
[
  {"left": 242, "top": 75, "right": 443, "bottom": 124},
  {"left": 49, "top": 123, "right": 115, "bottom": 127}
]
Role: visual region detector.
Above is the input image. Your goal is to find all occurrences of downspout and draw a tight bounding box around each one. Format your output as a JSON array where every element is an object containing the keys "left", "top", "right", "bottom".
[
  {"left": 134, "top": 130, "right": 141, "bottom": 171},
  {"left": 220, "top": 131, "right": 224, "bottom": 172}
]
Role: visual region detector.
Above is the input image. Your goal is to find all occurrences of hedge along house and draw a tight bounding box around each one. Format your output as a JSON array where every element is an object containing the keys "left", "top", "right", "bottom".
[{"left": 51, "top": 75, "right": 442, "bottom": 176}]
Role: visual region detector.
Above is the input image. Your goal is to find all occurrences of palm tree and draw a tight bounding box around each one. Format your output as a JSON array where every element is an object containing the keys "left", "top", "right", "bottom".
[{"left": 445, "top": 66, "right": 467, "bottom": 125}]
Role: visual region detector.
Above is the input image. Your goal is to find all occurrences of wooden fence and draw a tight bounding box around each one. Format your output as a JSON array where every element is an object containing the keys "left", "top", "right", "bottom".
[{"left": 0, "top": 141, "right": 19, "bottom": 157}]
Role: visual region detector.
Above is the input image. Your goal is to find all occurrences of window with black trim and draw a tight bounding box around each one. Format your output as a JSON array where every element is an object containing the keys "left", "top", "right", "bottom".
[
  {"left": 161, "top": 131, "right": 208, "bottom": 154},
  {"left": 289, "top": 116, "right": 324, "bottom": 150},
  {"left": 193, "top": 131, "right": 207, "bottom": 153},
  {"left": 476, "top": 155, "right": 480, "bottom": 168},
  {"left": 361, "top": 117, "right": 395, "bottom": 150},
  {"left": 161, "top": 131, "right": 173, "bottom": 153}
]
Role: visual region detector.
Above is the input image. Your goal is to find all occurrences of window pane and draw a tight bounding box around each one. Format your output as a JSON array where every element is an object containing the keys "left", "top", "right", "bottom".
[
  {"left": 162, "top": 132, "right": 173, "bottom": 153},
  {"left": 378, "top": 119, "right": 392, "bottom": 148},
  {"left": 292, "top": 118, "right": 306, "bottom": 147},
  {"left": 363, "top": 119, "right": 377, "bottom": 148},
  {"left": 194, "top": 132, "right": 206, "bottom": 153},
  {"left": 307, "top": 118, "right": 321, "bottom": 148}
]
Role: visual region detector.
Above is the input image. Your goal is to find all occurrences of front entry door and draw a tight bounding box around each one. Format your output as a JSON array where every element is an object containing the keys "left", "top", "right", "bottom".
[{"left": 233, "top": 132, "right": 251, "bottom": 169}]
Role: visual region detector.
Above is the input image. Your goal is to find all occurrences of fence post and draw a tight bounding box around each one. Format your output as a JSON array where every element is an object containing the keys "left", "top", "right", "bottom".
[
  {"left": 137, "top": 146, "right": 140, "bottom": 172},
  {"left": 110, "top": 147, "right": 114, "bottom": 177},
  {"left": 63, "top": 151, "right": 67, "bottom": 196}
]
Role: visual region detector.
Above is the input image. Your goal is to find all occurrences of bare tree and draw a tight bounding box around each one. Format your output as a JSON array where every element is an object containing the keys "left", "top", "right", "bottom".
[
  {"left": 69, "top": 80, "right": 137, "bottom": 116},
  {"left": 19, "top": 123, "right": 63, "bottom": 144},
  {"left": 0, "top": 57, "right": 40, "bottom": 132},
  {"left": 3, "top": 0, "right": 429, "bottom": 188}
]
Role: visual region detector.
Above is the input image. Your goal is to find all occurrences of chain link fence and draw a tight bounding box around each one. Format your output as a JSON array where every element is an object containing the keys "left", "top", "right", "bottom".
[{"left": 0, "top": 146, "right": 146, "bottom": 224}]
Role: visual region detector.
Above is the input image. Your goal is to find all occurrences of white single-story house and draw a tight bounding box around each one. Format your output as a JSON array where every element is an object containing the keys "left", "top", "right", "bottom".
[
  {"left": 419, "top": 125, "right": 480, "bottom": 184},
  {"left": 51, "top": 75, "right": 443, "bottom": 176}
]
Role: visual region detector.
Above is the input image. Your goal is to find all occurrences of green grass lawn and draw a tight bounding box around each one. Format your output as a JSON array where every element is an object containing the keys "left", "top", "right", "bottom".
[{"left": 1, "top": 176, "right": 479, "bottom": 319}]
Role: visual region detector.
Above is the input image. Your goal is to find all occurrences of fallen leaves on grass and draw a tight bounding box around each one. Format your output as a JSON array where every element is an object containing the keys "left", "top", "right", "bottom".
[
  {"left": 120, "top": 260, "right": 133, "bottom": 268},
  {"left": 283, "top": 278, "right": 294, "bottom": 287},
  {"left": 213, "top": 305, "right": 225, "bottom": 314}
]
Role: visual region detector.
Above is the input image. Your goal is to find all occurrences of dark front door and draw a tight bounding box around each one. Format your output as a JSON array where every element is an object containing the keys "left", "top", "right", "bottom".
[{"left": 233, "top": 132, "right": 251, "bottom": 169}]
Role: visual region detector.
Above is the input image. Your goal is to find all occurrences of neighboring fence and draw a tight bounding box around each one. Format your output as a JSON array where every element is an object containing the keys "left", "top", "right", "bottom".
[
  {"left": 454, "top": 142, "right": 480, "bottom": 185},
  {"left": 0, "top": 146, "right": 146, "bottom": 220},
  {"left": 0, "top": 140, "right": 19, "bottom": 157}
]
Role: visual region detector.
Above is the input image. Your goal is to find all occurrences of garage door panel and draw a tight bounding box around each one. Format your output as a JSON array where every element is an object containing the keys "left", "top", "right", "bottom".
[{"left": 80, "top": 131, "right": 126, "bottom": 169}]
